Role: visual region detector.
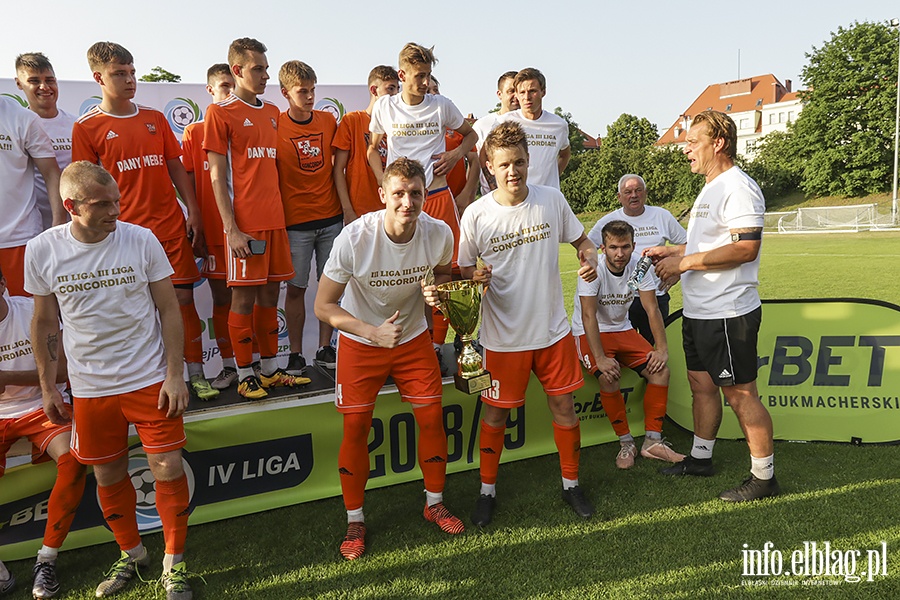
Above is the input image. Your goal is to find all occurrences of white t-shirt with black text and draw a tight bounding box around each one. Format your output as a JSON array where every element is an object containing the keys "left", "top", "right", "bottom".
[
  {"left": 497, "top": 109, "right": 569, "bottom": 189},
  {"left": 33, "top": 109, "right": 76, "bottom": 230},
  {"left": 369, "top": 94, "right": 465, "bottom": 188},
  {"left": 572, "top": 255, "right": 654, "bottom": 336},
  {"left": 323, "top": 210, "right": 453, "bottom": 347},
  {"left": 682, "top": 166, "right": 765, "bottom": 319},
  {"left": 0, "top": 98, "right": 56, "bottom": 248},
  {"left": 23, "top": 222, "right": 174, "bottom": 397},
  {"left": 458, "top": 184, "right": 583, "bottom": 351}
]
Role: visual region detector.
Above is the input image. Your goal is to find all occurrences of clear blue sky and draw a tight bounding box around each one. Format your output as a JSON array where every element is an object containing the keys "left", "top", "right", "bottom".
[{"left": 2, "top": 0, "right": 896, "bottom": 137}]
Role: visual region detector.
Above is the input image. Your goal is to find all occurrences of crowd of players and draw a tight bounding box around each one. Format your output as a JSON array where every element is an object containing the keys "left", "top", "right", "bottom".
[{"left": 0, "top": 37, "right": 778, "bottom": 599}]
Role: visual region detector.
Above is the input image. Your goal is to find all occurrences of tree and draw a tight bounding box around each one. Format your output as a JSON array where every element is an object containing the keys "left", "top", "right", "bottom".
[
  {"left": 603, "top": 114, "right": 659, "bottom": 150},
  {"left": 561, "top": 113, "right": 699, "bottom": 214},
  {"left": 139, "top": 66, "right": 181, "bottom": 83},
  {"left": 741, "top": 129, "right": 803, "bottom": 201},
  {"left": 554, "top": 107, "right": 587, "bottom": 156},
  {"left": 791, "top": 21, "right": 899, "bottom": 197}
]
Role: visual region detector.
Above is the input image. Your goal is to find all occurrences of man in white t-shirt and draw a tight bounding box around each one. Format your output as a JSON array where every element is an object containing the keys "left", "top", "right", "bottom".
[
  {"left": 0, "top": 98, "right": 63, "bottom": 297},
  {"left": 457, "top": 121, "right": 598, "bottom": 527},
  {"left": 575, "top": 220, "right": 685, "bottom": 470},
  {"left": 472, "top": 71, "right": 519, "bottom": 195},
  {"left": 15, "top": 52, "right": 76, "bottom": 231},
  {"left": 25, "top": 162, "right": 197, "bottom": 598},
  {"left": 480, "top": 68, "right": 570, "bottom": 190},
  {"left": 368, "top": 42, "right": 477, "bottom": 274},
  {"left": 647, "top": 110, "right": 778, "bottom": 502},
  {"left": 315, "top": 157, "right": 464, "bottom": 561},
  {"left": 0, "top": 269, "right": 87, "bottom": 599},
  {"left": 588, "top": 174, "right": 687, "bottom": 344}
]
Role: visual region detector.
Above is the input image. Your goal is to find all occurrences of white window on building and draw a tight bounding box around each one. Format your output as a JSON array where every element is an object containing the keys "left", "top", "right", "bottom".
[
  {"left": 779, "top": 112, "right": 785, "bottom": 123},
  {"left": 769, "top": 113, "right": 776, "bottom": 125},
  {"left": 740, "top": 118, "right": 750, "bottom": 129},
  {"left": 788, "top": 111, "right": 796, "bottom": 123}
]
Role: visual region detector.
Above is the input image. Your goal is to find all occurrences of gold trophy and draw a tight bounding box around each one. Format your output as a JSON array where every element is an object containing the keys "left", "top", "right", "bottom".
[{"left": 433, "top": 273, "right": 492, "bottom": 395}]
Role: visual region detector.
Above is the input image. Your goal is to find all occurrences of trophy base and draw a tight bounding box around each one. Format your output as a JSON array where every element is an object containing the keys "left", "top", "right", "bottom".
[{"left": 454, "top": 371, "right": 492, "bottom": 395}]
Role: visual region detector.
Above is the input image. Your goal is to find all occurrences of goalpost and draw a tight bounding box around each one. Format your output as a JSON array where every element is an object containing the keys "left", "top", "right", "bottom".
[{"left": 764, "top": 204, "right": 887, "bottom": 233}]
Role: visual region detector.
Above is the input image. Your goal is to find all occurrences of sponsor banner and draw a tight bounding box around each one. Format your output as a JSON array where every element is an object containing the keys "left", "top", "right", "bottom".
[
  {"left": 666, "top": 299, "right": 900, "bottom": 443},
  {"left": 0, "top": 369, "right": 648, "bottom": 561},
  {"left": 0, "top": 80, "right": 367, "bottom": 135}
]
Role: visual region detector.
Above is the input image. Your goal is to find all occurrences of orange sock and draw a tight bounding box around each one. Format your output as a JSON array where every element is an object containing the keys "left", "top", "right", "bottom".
[
  {"left": 43, "top": 452, "right": 86, "bottom": 548},
  {"left": 432, "top": 307, "right": 449, "bottom": 345},
  {"left": 478, "top": 421, "right": 505, "bottom": 485},
  {"left": 413, "top": 403, "right": 447, "bottom": 493},
  {"left": 643, "top": 383, "right": 669, "bottom": 434},
  {"left": 553, "top": 421, "right": 581, "bottom": 481},
  {"left": 600, "top": 391, "right": 630, "bottom": 436},
  {"left": 212, "top": 304, "right": 234, "bottom": 359},
  {"left": 228, "top": 311, "right": 254, "bottom": 367},
  {"left": 155, "top": 475, "right": 190, "bottom": 555},
  {"left": 179, "top": 302, "right": 204, "bottom": 364},
  {"left": 339, "top": 412, "right": 373, "bottom": 511},
  {"left": 97, "top": 477, "right": 141, "bottom": 551},
  {"left": 254, "top": 305, "right": 279, "bottom": 359}
]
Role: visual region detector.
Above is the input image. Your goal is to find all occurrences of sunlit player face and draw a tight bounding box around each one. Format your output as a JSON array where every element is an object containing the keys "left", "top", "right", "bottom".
[
  {"left": 380, "top": 174, "right": 425, "bottom": 226},
  {"left": 283, "top": 81, "right": 316, "bottom": 113},
  {"left": 373, "top": 78, "right": 399, "bottom": 98},
  {"left": 235, "top": 51, "right": 269, "bottom": 96},
  {"left": 67, "top": 182, "right": 121, "bottom": 238},
  {"left": 601, "top": 235, "right": 634, "bottom": 273},
  {"left": 617, "top": 178, "right": 647, "bottom": 217},
  {"left": 684, "top": 122, "right": 721, "bottom": 180},
  {"left": 515, "top": 78, "right": 544, "bottom": 115},
  {"left": 207, "top": 75, "right": 235, "bottom": 103},
  {"left": 487, "top": 145, "right": 529, "bottom": 197},
  {"left": 399, "top": 63, "right": 431, "bottom": 101},
  {"left": 498, "top": 77, "right": 519, "bottom": 112},
  {"left": 94, "top": 62, "right": 136, "bottom": 101},
  {"left": 16, "top": 67, "right": 59, "bottom": 112}
]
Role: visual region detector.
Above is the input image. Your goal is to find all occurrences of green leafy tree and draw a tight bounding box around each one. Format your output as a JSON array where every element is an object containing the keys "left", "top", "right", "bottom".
[
  {"left": 603, "top": 113, "right": 659, "bottom": 150},
  {"left": 561, "top": 113, "right": 701, "bottom": 214},
  {"left": 792, "top": 21, "right": 899, "bottom": 196},
  {"left": 139, "top": 66, "right": 181, "bottom": 83},
  {"left": 554, "top": 107, "right": 587, "bottom": 156},
  {"left": 741, "top": 129, "right": 803, "bottom": 201}
]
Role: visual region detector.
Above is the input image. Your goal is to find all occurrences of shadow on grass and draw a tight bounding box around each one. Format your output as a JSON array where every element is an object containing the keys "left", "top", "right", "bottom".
[{"left": 6, "top": 427, "right": 900, "bottom": 599}]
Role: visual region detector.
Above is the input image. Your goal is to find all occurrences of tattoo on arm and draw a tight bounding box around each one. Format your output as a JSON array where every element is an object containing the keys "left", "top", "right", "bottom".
[{"left": 46, "top": 333, "right": 59, "bottom": 361}]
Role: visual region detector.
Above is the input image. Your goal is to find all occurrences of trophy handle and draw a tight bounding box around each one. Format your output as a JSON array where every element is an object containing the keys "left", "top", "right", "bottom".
[{"left": 424, "top": 267, "right": 448, "bottom": 318}]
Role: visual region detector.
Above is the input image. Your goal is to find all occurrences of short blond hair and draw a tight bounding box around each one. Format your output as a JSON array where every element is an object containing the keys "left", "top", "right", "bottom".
[
  {"left": 484, "top": 121, "right": 529, "bottom": 160},
  {"left": 398, "top": 43, "right": 436, "bottom": 70},
  {"left": 279, "top": 60, "right": 317, "bottom": 90},
  {"left": 368, "top": 65, "right": 398, "bottom": 86},
  {"left": 61, "top": 161, "right": 116, "bottom": 201},
  {"left": 86, "top": 42, "right": 133, "bottom": 72},
  {"left": 383, "top": 157, "right": 426, "bottom": 189},
  {"left": 228, "top": 38, "right": 267, "bottom": 68}
]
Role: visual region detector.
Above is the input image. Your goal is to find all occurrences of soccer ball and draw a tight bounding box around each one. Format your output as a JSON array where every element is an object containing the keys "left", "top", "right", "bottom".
[{"left": 171, "top": 105, "right": 195, "bottom": 128}]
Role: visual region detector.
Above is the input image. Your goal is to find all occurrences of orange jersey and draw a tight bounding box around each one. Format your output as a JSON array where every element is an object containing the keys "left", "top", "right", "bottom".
[
  {"left": 181, "top": 120, "right": 223, "bottom": 246},
  {"left": 332, "top": 110, "right": 385, "bottom": 216},
  {"left": 277, "top": 110, "right": 342, "bottom": 226},
  {"left": 72, "top": 105, "right": 185, "bottom": 242},
  {"left": 202, "top": 95, "right": 285, "bottom": 232},
  {"left": 445, "top": 130, "right": 468, "bottom": 198}
]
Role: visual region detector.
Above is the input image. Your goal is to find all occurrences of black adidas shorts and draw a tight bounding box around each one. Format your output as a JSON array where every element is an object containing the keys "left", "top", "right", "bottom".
[{"left": 682, "top": 306, "right": 761, "bottom": 386}]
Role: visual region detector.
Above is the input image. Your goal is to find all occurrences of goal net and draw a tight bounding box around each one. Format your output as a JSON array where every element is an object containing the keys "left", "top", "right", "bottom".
[{"left": 765, "top": 204, "right": 880, "bottom": 233}]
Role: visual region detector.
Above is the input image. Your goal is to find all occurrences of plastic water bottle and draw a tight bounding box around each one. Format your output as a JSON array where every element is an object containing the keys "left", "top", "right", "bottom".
[{"left": 627, "top": 256, "right": 653, "bottom": 291}]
